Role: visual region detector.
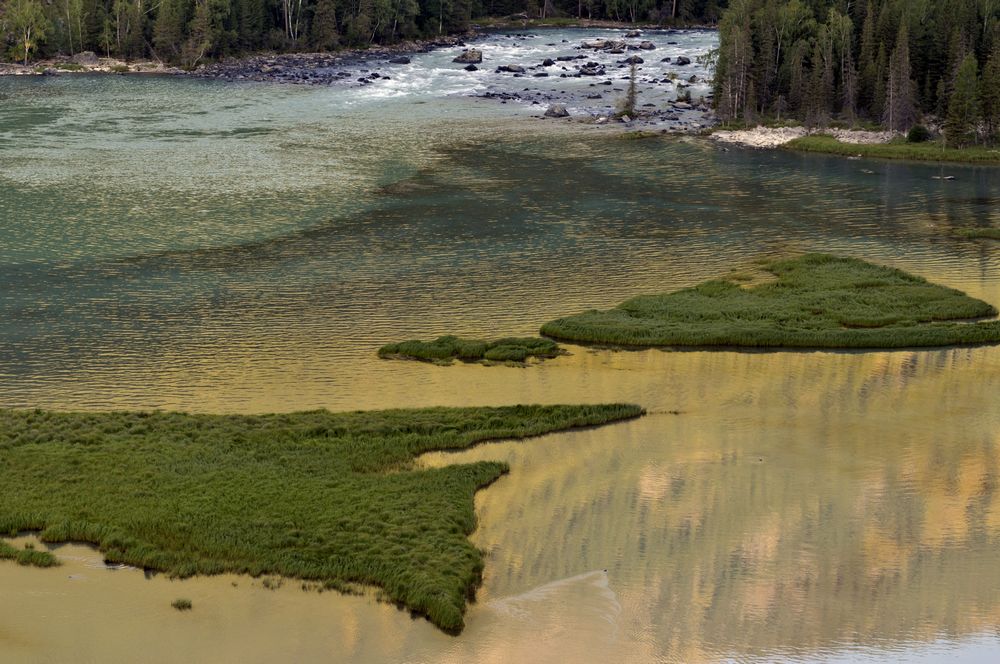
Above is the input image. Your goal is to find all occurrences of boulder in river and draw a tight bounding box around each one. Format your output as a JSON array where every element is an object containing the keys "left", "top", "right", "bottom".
[
  {"left": 624, "top": 30, "right": 642, "bottom": 38},
  {"left": 638, "top": 41, "right": 656, "bottom": 50},
  {"left": 453, "top": 49, "right": 483, "bottom": 64},
  {"left": 674, "top": 56, "right": 691, "bottom": 66},
  {"left": 542, "top": 58, "right": 555, "bottom": 66},
  {"left": 624, "top": 55, "right": 644, "bottom": 65},
  {"left": 498, "top": 64, "right": 526, "bottom": 73},
  {"left": 544, "top": 104, "right": 570, "bottom": 118},
  {"left": 389, "top": 56, "right": 411, "bottom": 65},
  {"left": 464, "top": 64, "right": 478, "bottom": 71}
]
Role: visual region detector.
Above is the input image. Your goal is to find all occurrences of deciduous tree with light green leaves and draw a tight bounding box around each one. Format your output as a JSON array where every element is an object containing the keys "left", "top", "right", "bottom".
[{"left": 3, "top": 0, "right": 51, "bottom": 64}]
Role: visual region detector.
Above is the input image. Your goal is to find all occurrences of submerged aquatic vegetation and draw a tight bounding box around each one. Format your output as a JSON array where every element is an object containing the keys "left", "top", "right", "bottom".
[
  {"left": 378, "top": 335, "right": 562, "bottom": 364},
  {"left": 0, "top": 541, "right": 59, "bottom": 567},
  {"left": 0, "top": 404, "right": 641, "bottom": 632},
  {"left": 541, "top": 254, "right": 1000, "bottom": 349}
]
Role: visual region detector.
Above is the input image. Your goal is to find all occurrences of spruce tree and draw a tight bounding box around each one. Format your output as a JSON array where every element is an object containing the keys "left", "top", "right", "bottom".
[
  {"left": 883, "top": 24, "right": 915, "bottom": 132},
  {"left": 946, "top": 53, "right": 981, "bottom": 146},
  {"left": 981, "top": 47, "right": 1000, "bottom": 143}
]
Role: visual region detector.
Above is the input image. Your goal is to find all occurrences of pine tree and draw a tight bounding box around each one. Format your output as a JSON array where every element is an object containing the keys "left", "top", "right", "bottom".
[
  {"left": 311, "top": 0, "right": 339, "bottom": 50},
  {"left": 883, "top": 24, "right": 916, "bottom": 132},
  {"left": 946, "top": 53, "right": 981, "bottom": 146},
  {"left": 981, "top": 47, "right": 1000, "bottom": 143}
]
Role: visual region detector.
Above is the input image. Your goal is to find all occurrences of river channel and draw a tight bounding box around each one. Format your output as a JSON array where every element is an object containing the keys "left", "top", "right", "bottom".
[{"left": 2, "top": 28, "right": 1000, "bottom": 663}]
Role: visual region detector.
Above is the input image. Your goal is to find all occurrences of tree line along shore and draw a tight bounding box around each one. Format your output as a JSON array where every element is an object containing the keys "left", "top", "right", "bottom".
[
  {"left": 714, "top": 0, "right": 1000, "bottom": 150},
  {"left": 0, "top": 0, "right": 723, "bottom": 69}
]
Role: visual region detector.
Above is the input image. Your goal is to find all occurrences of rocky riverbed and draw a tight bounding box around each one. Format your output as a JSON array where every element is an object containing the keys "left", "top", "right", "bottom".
[{"left": 3, "top": 28, "right": 719, "bottom": 132}]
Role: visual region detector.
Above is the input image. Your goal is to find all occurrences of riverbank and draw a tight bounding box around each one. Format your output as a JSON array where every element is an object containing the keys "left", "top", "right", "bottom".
[
  {"left": 710, "top": 126, "right": 896, "bottom": 149},
  {"left": 710, "top": 126, "right": 1000, "bottom": 164},
  {"left": 786, "top": 135, "right": 1000, "bottom": 164},
  {"left": 0, "top": 33, "right": 472, "bottom": 80}
]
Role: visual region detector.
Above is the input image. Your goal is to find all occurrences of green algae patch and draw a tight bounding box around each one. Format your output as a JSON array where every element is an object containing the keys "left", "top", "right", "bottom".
[
  {"left": 0, "top": 541, "right": 59, "bottom": 568},
  {"left": 378, "top": 335, "right": 563, "bottom": 365},
  {"left": 954, "top": 228, "right": 1000, "bottom": 241},
  {"left": 541, "top": 254, "right": 1000, "bottom": 349},
  {"left": 0, "top": 404, "right": 642, "bottom": 632}
]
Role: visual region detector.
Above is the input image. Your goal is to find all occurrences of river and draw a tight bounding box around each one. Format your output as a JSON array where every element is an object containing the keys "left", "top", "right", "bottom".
[{"left": 2, "top": 28, "right": 1000, "bottom": 663}]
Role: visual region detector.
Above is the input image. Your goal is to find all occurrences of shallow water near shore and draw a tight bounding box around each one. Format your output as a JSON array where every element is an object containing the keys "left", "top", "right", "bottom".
[{"left": 3, "top": 29, "right": 1000, "bottom": 663}]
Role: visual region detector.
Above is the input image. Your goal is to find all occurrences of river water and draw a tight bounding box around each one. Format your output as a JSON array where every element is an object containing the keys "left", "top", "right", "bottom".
[{"left": 2, "top": 28, "right": 1000, "bottom": 663}]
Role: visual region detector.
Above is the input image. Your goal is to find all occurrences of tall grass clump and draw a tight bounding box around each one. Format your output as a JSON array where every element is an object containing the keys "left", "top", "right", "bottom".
[
  {"left": 0, "top": 541, "right": 59, "bottom": 567},
  {"left": 0, "top": 404, "right": 641, "bottom": 632},
  {"left": 541, "top": 254, "right": 1000, "bottom": 349},
  {"left": 378, "top": 336, "right": 562, "bottom": 364}
]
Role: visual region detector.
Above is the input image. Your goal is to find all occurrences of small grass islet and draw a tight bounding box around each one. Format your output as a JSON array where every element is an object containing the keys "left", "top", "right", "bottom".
[
  {"left": 954, "top": 228, "right": 1000, "bottom": 241},
  {"left": 171, "top": 598, "right": 193, "bottom": 611},
  {"left": 0, "top": 404, "right": 641, "bottom": 632},
  {"left": 540, "top": 254, "right": 1000, "bottom": 349},
  {"left": 0, "top": 540, "right": 59, "bottom": 568},
  {"left": 378, "top": 335, "right": 562, "bottom": 365}
]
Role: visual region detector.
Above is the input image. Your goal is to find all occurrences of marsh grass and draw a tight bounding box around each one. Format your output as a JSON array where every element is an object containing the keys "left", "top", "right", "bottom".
[
  {"left": 541, "top": 254, "right": 1000, "bottom": 349},
  {"left": 0, "top": 540, "right": 59, "bottom": 567},
  {"left": 378, "top": 336, "right": 562, "bottom": 365},
  {"left": 0, "top": 404, "right": 641, "bottom": 632},
  {"left": 954, "top": 228, "right": 1000, "bottom": 241},
  {"left": 785, "top": 135, "right": 1000, "bottom": 163}
]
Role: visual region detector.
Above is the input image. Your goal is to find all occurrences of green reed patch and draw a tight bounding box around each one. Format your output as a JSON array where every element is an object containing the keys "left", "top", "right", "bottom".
[
  {"left": 954, "top": 228, "right": 1000, "bottom": 241},
  {"left": 378, "top": 336, "right": 562, "bottom": 365},
  {"left": 0, "top": 541, "right": 60, "bottom": 568},
  {"left": 541, "top": 254, "right": 1000, "bottom": 349},
  {"left": 171, "top": 598, "right": 193, "bottom": 611},
  {"left": 0, "top": 404, "right": 641, "bottom": 632}
]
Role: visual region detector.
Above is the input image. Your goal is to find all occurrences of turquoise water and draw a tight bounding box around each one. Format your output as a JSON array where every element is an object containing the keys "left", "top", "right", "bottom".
[{"left": 2, "top": 29, "right": 1000, "bottom": 663}]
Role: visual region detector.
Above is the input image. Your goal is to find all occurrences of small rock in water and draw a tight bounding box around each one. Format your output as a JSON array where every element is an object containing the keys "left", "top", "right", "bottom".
[
  {"left": 624, "top": 55, "right": 644, "bottom": 65},
  {"left": 639, "top": 41, "right": 656, "bottom": 50},
  {"left": 464, "top": 64, "right": 478, "bottom": 71},
  {"left": 388, "top": 56, "right": 410, "bottom": 65},
  {"left": 453, "top": 49, "right": 483, "bottom": 64},
  {"left": 674, "top": 56, "right": 692, "bottom": 66},
  {"left": 624, "top": 30, "right": 642, "bottom": 38},
  {"left": 542, "top": 58, "right": 555, "bottom": 66}
]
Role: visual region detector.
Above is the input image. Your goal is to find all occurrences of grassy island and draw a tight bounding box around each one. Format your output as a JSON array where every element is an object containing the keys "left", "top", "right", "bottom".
[
  {"left": 0, "top": 404, "right": 642, "bottom": 632},
  {"left": 954, "top": 228, "right": 1000, "bottom": 241},
  {"left": 541, "top": 254, "right": 1000, "bottom": 349},
  {"left": 378, "top": 335, "right": 562, "bottom": 364},
  {"left": 785, "top": 135, "right": 1000, "bottom": 164}
]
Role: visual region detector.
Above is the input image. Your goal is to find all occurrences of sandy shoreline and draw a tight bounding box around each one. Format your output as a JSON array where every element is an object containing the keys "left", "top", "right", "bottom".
[{"left": 710, "top": 126, "right": 897, "bottom": 148}]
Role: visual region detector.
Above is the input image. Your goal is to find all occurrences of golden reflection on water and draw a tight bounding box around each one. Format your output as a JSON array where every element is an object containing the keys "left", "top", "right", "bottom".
[{"left": 4, "top": 344, "right": 1000, "bottom": 662}]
